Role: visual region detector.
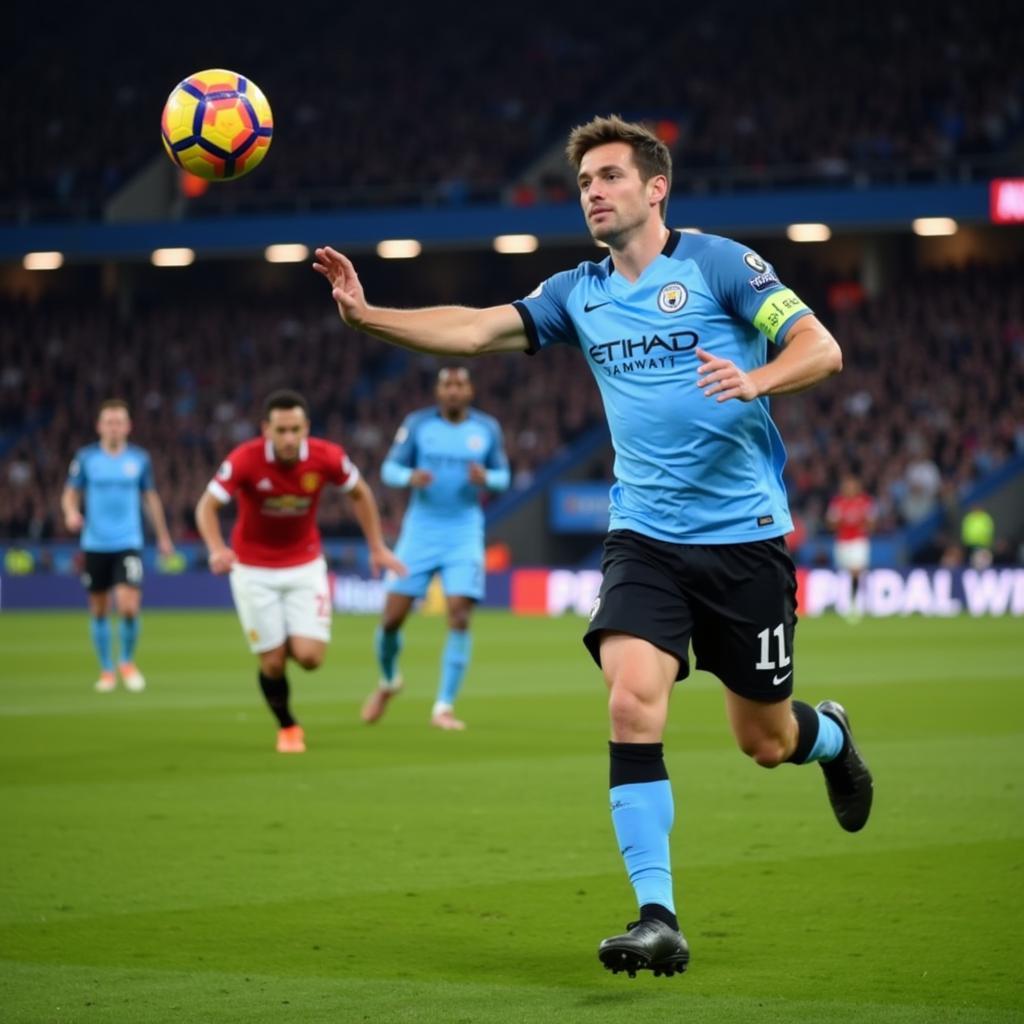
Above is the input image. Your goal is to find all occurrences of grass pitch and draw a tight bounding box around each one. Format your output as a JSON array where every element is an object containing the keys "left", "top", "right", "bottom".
[{"left": 1, "top": 610, "right": 1022, "bottom": 1024}]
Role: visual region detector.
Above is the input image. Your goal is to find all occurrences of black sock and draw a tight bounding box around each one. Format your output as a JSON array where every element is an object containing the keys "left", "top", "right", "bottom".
[
  {"left": 640, "top": 902, "right": 679, "bottom": 931},
  {"left": 259, "top": 672, "right": 296, "bottom": 728},
  {"left": 608, "top": 741, "right": 669, "bottom": 787},
  {"left": 786, "top": 700, "right": 820, "bottom": 764}
]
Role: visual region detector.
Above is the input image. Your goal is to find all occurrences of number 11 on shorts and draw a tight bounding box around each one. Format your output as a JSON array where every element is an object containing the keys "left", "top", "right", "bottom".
[{"left": 755, "top": 623, "right": 790, "bottom": 670}]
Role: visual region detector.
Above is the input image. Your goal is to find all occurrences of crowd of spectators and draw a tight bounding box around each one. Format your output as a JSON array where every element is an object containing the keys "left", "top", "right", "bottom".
[
  {"left": 0, "top": 293, "right": 604, "bottom": 548},
  {"left": 6, "top": 1, "right": 1022, "bottom": 221},
  {"left": 2, "top": 262, "right": 1022, "bottom": 565},
  {"left": 778, "top": 263, "right": 1024, "bottom": 560}
]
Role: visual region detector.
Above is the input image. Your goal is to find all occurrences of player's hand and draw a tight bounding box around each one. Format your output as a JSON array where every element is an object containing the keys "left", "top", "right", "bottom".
[
  {"left": 208, "top": 547, "right": 238, "bottom": 575},
  {"left": 64, "top": 510, "right": 84, "bottom": 533},
  {"left": 312, "top": 247, "right": 368, "bottom": 327},
  {"left": 369, "top": 545, "right": 407, "bottom": 578},
  {"left": 409, "top": 469, "right": 434, "bottom": 488},
  {"left": 158, "top": 538, "right": 175, "bottom": 558},
  {"left": 696, "top": 347, "right": 761, "bottom": 403},
  {"left": 468, "top": 463, "right": 487, "bottom": 486}
]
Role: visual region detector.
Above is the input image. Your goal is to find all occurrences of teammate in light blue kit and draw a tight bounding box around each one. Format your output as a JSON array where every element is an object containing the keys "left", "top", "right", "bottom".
[
  {"left": 313, "top": 115, "right": 872, "bottom": 976},
  {"left": 361, "top": 367, "right": 509, "bottom": 730},
  {"left": 61, "top": 399, "right": 175, "bottom": 692}
]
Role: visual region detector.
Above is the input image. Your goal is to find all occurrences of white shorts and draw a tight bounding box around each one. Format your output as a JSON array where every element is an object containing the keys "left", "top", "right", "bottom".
[
  {"left": 229, "top": 557, "right": 332, "bottom": 653},
  {"left": 834, "top": 538, "right": 870, "bottom": 573}
]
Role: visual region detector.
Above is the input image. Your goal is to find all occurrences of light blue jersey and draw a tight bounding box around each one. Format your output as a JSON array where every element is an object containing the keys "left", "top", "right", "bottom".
[
  {"left": 66, "top": 444, "right": 155, "bottom": 552},
  {"left": 383, "top": 408, "right": 509, "bottom": 599},
  {"left": 514, "top": 230, "right": 811, "bottom": 544}
]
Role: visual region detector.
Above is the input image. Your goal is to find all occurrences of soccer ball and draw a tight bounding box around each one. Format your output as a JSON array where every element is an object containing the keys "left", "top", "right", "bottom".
[{"left": 161, "top": 69, "right": 273, "bottom": 181}]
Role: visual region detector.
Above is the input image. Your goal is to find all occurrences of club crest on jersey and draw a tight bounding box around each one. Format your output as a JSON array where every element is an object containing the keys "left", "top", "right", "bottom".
[
  {"left": 743, "top": 252, "right": 768, "bottom": 273},
  {"left": 122, "top": 460, "right": 140, "bottom": 478},
  {"left": 657, "top": 282, "right": 688, "bottom": 313},
  {"left": 467, "top": 433, "right": 485, "bottom": 453},
  {"left": 300, "top": 472, "right": 321, "bottom": 493}
]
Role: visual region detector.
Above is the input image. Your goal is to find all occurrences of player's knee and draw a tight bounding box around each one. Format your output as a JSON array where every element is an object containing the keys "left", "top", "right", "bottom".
[
  {"left": 293, "top": 651, "right": 323, "bottom": 671},
  {"left": 380, "top": 612, "right": 405, "bottom": 632},
  {"left": 447, "top": 612, "right": 471, "bottom": 632},
  {"left": 608, "top": 683, "right": 654, "bottom": 732},
  {"left": 260, "top": 650, "right": 287, "bottom": 676}
]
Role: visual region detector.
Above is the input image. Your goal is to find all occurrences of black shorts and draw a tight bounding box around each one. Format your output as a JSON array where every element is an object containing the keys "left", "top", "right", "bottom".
[
  {"left": 81, "top": 550, "right": 144, "bottom": 593},
  {"left": 583, "top": 530, "right": 798, "bottom": 702}
]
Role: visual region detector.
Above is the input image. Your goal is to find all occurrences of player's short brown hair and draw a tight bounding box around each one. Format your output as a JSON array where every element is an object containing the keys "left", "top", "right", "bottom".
[
  {"left": 98, "top": 398, "right": 130, "bottom": 416},
  {"left": 262, "top": 389, "right": 309, "bottom": 420},
  {"left": 565, "top": 115, "right": 672, "bottom": 219}
]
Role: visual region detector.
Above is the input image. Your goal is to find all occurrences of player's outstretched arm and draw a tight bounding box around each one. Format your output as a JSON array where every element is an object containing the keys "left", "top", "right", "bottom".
[
  {"left": 346, "top": 477, "right": 407, "bottom": 578},
  {"left": 195, "top": 490, "right": 237, "bottom": 574},
  {"left": 313, "top": 246, "right": 528, "bottom": 357}
]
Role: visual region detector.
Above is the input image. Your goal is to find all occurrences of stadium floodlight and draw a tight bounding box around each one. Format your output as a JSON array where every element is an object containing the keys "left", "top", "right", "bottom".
[
  {"left": 376, "top": 239, "right": 422, "bottom": 259},
  {"left": 151, "top": 248, "right": 195, "bottom": 267},
  {"left": 22, "top": 251, "right": 64, "bottom": 270},
  {"left": 265, "top": 244, "right": 309, "bottom": 263},
  {"left": 912, "top": 217, "right": 958, "bottom": 236},
  {"left": 786, "top": 223, "right": 832, "bottom": 242},
  {"left": 493, "top": 234, "right": 539, "bottom": 254}
]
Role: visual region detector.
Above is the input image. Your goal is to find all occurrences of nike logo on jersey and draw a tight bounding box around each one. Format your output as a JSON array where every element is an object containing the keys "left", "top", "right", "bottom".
[
  {"left": 772, "top": 671, "right": 793, "bottom": 686},
  {"left": 584, "top": 301, "right": 611, "bottom": 312}
]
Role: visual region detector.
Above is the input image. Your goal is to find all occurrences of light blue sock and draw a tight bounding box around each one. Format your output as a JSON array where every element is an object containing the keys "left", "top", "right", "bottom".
[
  {"left": 89, "top": 616, "right": 114, "bottom": 672},
  {"left": 119, "top": 616, "right": 140, "bottom": 664},
  {"left": 610, "top": 780, "right": 676, "bottom": 914},
  {"left": 375, "top": 626, "right": 402, "bottom": 684},
  {"left": 808, "top": 710, "right": 845, "bottom": 763},
  {"left": 436, "top": 629, "right": 471, "bottom": 707}
]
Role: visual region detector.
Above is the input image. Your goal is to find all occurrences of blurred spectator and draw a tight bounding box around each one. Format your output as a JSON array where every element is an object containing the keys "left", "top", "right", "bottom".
[{"left": 961, "top": 504, "right": 995, "bottom": 569}]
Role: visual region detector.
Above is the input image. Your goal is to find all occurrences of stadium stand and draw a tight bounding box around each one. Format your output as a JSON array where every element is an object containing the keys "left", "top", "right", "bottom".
[
  {"left": 6, "top": 1, "right": 1022, "bottom": 221},
  {"left": 2, "top": 263, "right": 1021, "bottom": 565}
]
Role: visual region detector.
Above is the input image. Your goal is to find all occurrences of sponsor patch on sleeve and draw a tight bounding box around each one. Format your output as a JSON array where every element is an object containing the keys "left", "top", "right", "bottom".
[
  {"left": 752, "top": 289, "right": 810, "bottom": 341},
  {"left": 748, "top": 270, "right": 780, "bottom": 293}
]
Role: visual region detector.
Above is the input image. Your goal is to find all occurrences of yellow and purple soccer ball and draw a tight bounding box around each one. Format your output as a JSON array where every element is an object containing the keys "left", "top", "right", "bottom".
[{"left": 161, "top": 69, "right": 273, "bottom": 181}]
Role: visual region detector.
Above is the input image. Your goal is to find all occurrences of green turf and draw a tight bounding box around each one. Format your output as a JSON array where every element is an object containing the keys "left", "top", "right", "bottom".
[{"left": 1, "top": 610, "right": 1022, "bottom": 1023}]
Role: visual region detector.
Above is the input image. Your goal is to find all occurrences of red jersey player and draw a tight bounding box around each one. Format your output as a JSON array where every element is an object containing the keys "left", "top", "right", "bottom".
[
  {"left": 195, "top": 389, "right": 405, "bottom": 752},
  {"left": 826, "top": 474, "right": 876, "bottom": 621}
]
